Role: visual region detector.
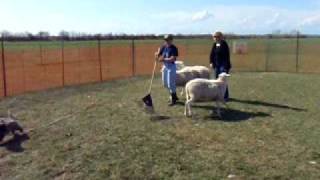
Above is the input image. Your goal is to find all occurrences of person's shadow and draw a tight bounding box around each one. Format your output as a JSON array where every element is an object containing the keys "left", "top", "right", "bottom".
[
  {"left": 0, "top": 134, "right": 30, "bottom": 153},
  {"left": 229, "top": 98, "right": 307, "bottom": 112}
]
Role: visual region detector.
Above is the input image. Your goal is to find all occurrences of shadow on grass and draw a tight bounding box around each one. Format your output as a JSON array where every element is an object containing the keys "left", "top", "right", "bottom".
[
  {"left": 135, "top": 99, "right": 172, "bottom": 122},
  {"left": 0, "top": 134, "right": 30, "bottom": 153},
  {"left": 150, "top": 115, "right": 171, "bottom": 122},
  {"left": 192, "top": 105, "right": 271, "bottom": 122},
  {"left": 229, "top": 98, "right": 307, "bottom": 112}
]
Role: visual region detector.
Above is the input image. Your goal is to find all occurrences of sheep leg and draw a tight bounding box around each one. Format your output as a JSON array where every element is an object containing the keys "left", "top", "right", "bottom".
[
  {"left": 222, "top": 99, "right": 229, "bottom": 109},
  {"left": 216, "top": 101, "right": 222, "bottom": 118},
  {"left": 188, "top": 100, "right": 193, "bottom": 116},
  {"left": 185, "top": 100, "right": 193, "bottom": 117},
  {"left": 184, "top": 102, "right": 188, "bottom": 116},
  {"left": 180, "top": 88, "right": 184, "bottom": 97}
]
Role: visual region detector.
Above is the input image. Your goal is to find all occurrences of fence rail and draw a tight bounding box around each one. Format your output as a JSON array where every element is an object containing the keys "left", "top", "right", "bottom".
[{"left": 0, "top": 35, "right": 319, "bottom": 97}]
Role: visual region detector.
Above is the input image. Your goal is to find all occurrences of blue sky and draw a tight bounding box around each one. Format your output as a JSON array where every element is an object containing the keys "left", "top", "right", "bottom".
[{"left": 1, "top": 0, "right": 320, "bottom": 35}]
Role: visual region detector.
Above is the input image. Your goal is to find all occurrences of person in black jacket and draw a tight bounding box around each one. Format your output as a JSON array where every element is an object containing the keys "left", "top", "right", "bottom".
[{"left": 210, "top": 31, "right": 231, "bottom": 101}]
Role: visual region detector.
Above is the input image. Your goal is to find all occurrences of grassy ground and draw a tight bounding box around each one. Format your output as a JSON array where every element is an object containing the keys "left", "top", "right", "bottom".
[{"left": 0, "top": 72, "right": 319, "bottom": 179}]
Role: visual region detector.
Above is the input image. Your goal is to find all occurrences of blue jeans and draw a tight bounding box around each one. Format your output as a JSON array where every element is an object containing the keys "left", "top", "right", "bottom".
[
  {"left": 162, "top": 65, "right": 176, "bottom": 93},
  {"left": 215, "top": 66, "right": 229, "bottom": 101}
]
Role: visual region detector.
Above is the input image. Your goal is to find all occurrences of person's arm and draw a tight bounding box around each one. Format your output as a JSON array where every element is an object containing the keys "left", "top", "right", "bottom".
[
  {"left": 224, "top": 41, "right": 231, "bottom": 70},
  {"left": 155, "top": 46, "right": 165, "bottom": 61},
  {"left": 163, "top": 56, "right": 177, "bottom": 63},
  {"left": 210, "top": 44, "right": 216, "bottom": 68},
  {"left": 155, "top": 46, "right": 164, "bottom": 57}
]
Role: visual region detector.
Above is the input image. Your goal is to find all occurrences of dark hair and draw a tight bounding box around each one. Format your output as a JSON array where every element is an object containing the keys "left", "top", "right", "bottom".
[{"left": 164, "top": 34, "right": 173, "bottom": 41}]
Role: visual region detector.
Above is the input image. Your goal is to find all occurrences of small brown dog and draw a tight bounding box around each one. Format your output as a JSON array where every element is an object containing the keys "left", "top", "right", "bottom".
[{"left": 0, "top": 111, "right": 24, "bottom": 142}]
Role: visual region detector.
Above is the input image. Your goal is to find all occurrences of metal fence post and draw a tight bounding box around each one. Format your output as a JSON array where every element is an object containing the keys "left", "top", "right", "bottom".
[
  {"left": 61, "top": 39, "right": 65, "bottom": 86},
  {"left": 98, "top": 37, "right": 103, "bottom": 82},
  {"left": 39, "top": 43, "right": 44, "bottom": 67},
  {"left": 265, "top": 35, "right": 271, "bottom": 72},
  {"left": 295, "top": 32, "right": 300, "bottom": 73},
  {"left": 1, "top": 36, "right": 7, "bottom": 97},
  {"left": 131, "top": 38, "right": 135, "bottom": 77}
]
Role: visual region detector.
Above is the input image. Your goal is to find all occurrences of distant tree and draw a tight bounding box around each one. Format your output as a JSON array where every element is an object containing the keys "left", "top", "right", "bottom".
[
  {"left": 1, "top": 30, "right": 12, "bottom": 38},
  {"left": 290, "top": 29, "right": 300, "bottom": 35},
  {"left": 25, "top": 32, "right": 35, "bottom": 40},
  {"left": 272, "top": 29, "right": 281, "bottom": 35},
  {"left": 37, "top": 31, "right": 50, "bottom": 40},
  {"left": 59, "top": 30, "right": 69, "bottom": 37}
]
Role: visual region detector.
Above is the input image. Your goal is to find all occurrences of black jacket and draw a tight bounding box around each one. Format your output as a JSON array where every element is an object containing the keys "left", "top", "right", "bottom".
[{"left": 210, "top": 40, "right": 231, "bottom": 70}]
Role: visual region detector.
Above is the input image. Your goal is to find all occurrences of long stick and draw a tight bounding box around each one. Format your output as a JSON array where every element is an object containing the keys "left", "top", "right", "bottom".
[
  {"left": 148, "top": 58, "right": 158, "bottom": 94},
  {"left": 26, "top": 113, "right": 74, "bottom": 133},
  {"left": 26, "top": 103, "right": 96, "bottom": 134}
]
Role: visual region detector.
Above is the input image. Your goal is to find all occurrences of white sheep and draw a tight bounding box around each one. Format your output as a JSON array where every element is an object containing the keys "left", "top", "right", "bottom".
[
  {"left": 160, "top": 60, "right": 185, "bottom": 73},
  {"left": 184, "top": 72, "right": 231, "bottom": 118},
  {"left": 161, "top": 62, "right": 211, "bottom": 97},
  {"left": 176, "top": 65, "right": 210, "bottom": 96},
  {"left": 175, "top": 61, "right": 185, "bottom": 70}
]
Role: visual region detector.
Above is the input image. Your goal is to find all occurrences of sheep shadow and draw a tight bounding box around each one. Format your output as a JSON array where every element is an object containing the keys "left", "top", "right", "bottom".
[
  {"left": 229, "top": 98, "right": 307, "bottom": 112},
  {"left": 0, "top": 133, "right": 30, "bottom": 153},
  {"left": 150, "top": 115, "right": 171, "bottom": 122},
  {"left": 191, "top": 105, "right": 271, "bottom": 122}
]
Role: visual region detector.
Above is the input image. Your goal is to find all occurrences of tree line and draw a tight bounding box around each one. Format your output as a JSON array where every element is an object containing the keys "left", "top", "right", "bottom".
[{"left": 0, "top": 30, "right": 318, "bottom": 41}]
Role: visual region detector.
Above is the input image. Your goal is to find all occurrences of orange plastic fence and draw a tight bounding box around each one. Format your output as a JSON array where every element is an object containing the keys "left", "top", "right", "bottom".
[
  {"left": 64, "top": 47, "right": 100, "bottom": 86},
  {"left": 2, "top": 39, "right": 319, "bottom": 97},
  {"left": 101, "top": 45, "right": 133, "bottom": 80},
  {"left": 0, "top": 47, "right": 4, "bottom": 97},
  {"left": 0, "top": 41, "right": 206, "bottom": 97}
]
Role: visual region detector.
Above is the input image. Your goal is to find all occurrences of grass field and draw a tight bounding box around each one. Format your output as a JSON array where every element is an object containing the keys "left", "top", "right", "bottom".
[{"left": 0, "top": 72, "right": 319, "bottom": 179}]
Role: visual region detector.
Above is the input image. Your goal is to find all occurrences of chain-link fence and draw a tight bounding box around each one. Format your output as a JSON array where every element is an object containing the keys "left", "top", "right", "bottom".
[{"left": 1, "top": 35, "right": 319, "bottom": 97}]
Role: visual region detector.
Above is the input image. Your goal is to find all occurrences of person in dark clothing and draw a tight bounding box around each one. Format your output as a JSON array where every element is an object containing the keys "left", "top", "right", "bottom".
[
  {"left": 209, "top": 31, "right": 231, "bottom": 101},
  {"left": 155, "top": 34, "right": 179, "bottom": 106}
]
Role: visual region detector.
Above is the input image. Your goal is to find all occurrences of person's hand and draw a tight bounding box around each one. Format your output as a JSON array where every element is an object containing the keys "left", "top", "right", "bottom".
[
  {"left": 154, "top": 52, "right": 159, "bottom": 58},
  {"left": 158, "top": 56, "right": 164, "bottom": 62}
]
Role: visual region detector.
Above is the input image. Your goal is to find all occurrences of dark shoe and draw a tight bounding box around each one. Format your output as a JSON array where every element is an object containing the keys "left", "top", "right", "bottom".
[
  {"left": 168, "top": 93, "right": 178, "bottom": 106},
  {"left": 172, "top": 92, "right": 179, "bottom": 101}
]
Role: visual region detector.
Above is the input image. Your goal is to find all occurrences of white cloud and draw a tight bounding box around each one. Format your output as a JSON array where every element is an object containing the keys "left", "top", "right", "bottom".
[
  {"left": 152, "top": 10, "right": 214, "bottom": 24},
  {"left": 299, "top": 14, "right": 320, "bottom": 26},
  {"left": 191, "top": 10, "right": 213, "bottom": 22},
  {"left": 265, "top": 13, "right": 281, "bottom": 25},
  {"left": 1, "top": 2, "right": 320, "bottom": 35}
]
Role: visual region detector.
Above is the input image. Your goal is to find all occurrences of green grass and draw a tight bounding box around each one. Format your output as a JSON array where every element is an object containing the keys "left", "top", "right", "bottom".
[{"left": 0, "top": 72, "right": 319, "bottom": 179}]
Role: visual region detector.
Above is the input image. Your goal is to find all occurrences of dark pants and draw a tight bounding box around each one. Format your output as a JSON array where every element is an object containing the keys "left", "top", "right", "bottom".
[{"left": 215, "top": 66, "right": 229, "bottom": 101}]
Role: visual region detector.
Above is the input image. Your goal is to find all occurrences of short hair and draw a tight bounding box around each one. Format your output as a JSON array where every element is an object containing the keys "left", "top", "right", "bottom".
[{"left": 213, "top": 31, "right": 223, "bottom": 38}]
